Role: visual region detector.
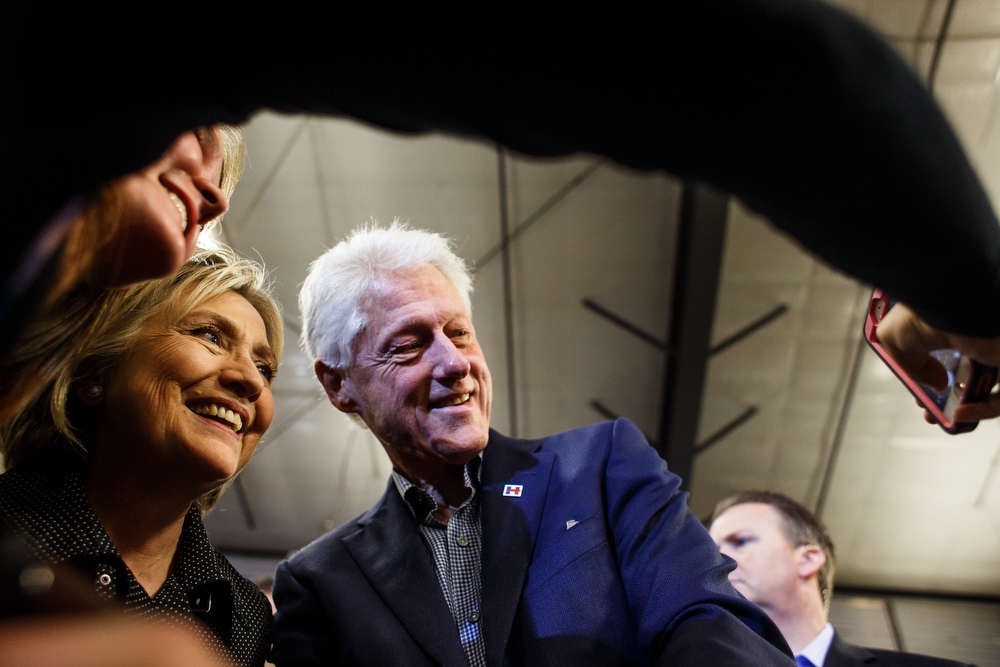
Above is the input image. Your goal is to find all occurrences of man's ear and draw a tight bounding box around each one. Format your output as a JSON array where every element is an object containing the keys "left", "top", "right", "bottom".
[
  {"left": 315, "top": 361, "right": 359, "bottom": 414},
  {"left": 797, "top": 544, "right": 826, "bottom": 580}
]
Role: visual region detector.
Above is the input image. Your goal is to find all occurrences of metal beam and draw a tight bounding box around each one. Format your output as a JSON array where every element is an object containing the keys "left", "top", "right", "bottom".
[
  {"left": 233, "top": 476, "right": 257, "bottom": 530},
  {"left": 814, "top": 332, "right": 868, "bottom": 518},
  {"left": 590, "top": 399, "right": 620, "bottom": 421},
  {"left": 474, "top": 158, "right": 604, "bottom": 270},
  {"left": 885, "top": 598, "right": 906, "bottom": 652},
  {"left": 657, "top": 183, "right": 729, "bottom": 488},
  {"left": 708, "top": 304, "right": 788, "bottom": 356},
  {"left": 927, "top": 0, "right": 956, "bottom": 93},
  {"left": 590, "top": 400, "right": 658, "bottom": 444},
  {"left": 497, "top": 147, "right": 519, "bottom": 437},
  {"left": 694, "top": 405, "right": 758, "bottom": 455},
  {"left": 582, "top": 298, "right": 665, "bottom": 349}
]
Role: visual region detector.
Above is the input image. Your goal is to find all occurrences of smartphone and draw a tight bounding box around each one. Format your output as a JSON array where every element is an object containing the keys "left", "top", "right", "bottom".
[{"left": 864, "top": 289, "right": 997, "bottom": 434}]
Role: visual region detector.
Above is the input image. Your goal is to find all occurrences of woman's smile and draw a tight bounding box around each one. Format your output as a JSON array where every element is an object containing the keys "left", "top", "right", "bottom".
[
  {"left": 189, "top": 401, "right": 248, "bottom": 434},
  {"left": 96, "top": 290, "right": 275, "bottom": 485}
]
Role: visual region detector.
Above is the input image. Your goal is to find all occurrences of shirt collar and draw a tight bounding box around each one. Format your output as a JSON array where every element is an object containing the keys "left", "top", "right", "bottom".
[
  {"left": 392, "top": 454, "right": 482, "bottom": 526},
  {"left": 28, "top": 456, "right": 235, "bottom": 597},
  {"left": 798, "top": 622, "right": 835, "bottom": 667}
]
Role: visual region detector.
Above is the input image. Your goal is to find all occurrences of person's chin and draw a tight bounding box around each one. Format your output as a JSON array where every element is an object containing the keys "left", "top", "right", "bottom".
[
  {"left": 433, "top": 435, "right": 488, "bottom": 464},
  {"left": 727, "top": 579, "right": 749, "bottom": 595},
  {"left": 183, "top": 441, "right": 242, "bottom": 483},
  {"left": 89, "top": 220, "right": 188, "bottom": 287}
]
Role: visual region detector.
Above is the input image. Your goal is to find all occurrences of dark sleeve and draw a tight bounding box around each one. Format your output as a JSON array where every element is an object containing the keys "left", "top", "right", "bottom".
[
  {"left": 242, "top": 1, "right": 1000, "bottom": 336},
  {"left": 9, "top": 0, "right": 1000, "bottom": 335},
  {"left": 653, "top": 614, "right": 796, "bottom": 667},
  {"left": 269, "top": 560, "right": 338, "bottom": 667},
  {"left": 604, "top": 419, "right": 795, "bottom": 665}
]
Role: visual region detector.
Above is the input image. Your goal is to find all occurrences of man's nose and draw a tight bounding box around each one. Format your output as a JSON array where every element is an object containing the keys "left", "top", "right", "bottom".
[{"left": 431, "top": 336, "right": 471, "bottom": 380}]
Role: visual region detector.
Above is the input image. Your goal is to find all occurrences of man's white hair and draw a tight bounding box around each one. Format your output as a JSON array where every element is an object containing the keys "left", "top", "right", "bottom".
[{"left": 299, "top": 221, "right": 473, "bottom": 369}]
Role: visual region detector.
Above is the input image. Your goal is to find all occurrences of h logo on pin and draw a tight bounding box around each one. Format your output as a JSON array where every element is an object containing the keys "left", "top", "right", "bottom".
[{"left": 503, "top": 484, "right": 523, "bottom": 497}]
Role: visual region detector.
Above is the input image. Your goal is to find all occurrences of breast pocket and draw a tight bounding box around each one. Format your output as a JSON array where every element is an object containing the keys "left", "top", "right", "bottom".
[
  {"left": 525, "top": 514, "right": 608, "bottom": 587},
  {"left": 518, "top": 513, "right": 635, "bottom": 657}
]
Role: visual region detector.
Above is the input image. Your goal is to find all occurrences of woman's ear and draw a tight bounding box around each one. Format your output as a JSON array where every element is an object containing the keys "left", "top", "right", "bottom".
[
  {"left": 74, "top": 378, "right": 105, "bottom": 406},
  {"left": 315, "top": 361, "right": 360, "bottom": 414}
]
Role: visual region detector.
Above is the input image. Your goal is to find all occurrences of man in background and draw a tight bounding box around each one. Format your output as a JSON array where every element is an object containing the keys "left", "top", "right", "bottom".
[{"left": 709, "top": 491, "right": 975, "bottom": 667}]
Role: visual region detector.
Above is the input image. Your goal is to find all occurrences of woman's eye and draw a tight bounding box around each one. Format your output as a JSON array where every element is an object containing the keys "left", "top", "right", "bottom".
[
  {"left": 257, "top": 364, "right": 275, "bottom": 382},
  {"left": 192, "top": 327, "right": 221, "bottom": 345}
]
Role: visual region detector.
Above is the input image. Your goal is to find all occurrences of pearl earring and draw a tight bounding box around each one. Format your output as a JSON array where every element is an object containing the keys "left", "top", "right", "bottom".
[{"left": 84, "top": 384, "right": 103, "bottom": 400}]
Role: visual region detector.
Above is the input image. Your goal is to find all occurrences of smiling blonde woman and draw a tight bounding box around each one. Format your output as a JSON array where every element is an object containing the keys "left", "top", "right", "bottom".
[{"left": 0, "top": 246, "right": 281, "bottom": 667}]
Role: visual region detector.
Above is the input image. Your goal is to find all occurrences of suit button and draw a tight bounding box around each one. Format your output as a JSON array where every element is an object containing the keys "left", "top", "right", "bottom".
[
  {"left": 467, "top": 610, "right": 480, "bottom": 623},
  {"left": 456, "top": 535, "right": 470, "bottom": 547}
]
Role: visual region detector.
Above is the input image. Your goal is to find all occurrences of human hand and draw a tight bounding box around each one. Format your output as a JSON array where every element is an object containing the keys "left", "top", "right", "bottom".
[
  {"left": 876, "top": 303, "right": 1000, "bottom": 423},
  {"left": 0, "top": 615, "right": 228, "bottom": 667}
]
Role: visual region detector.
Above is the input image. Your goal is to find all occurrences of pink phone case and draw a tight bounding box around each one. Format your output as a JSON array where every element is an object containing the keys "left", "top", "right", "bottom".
[{"left": 864, "top": 289, "right": 996, "bottom": 434}]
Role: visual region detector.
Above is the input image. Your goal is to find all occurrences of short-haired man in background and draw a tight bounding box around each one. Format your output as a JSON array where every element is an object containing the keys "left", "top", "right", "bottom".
[
  {"left": 270, "top": 224, "right": 794, "bottom": 666},
  {"left": 709, "top": 491, "right": 975, "bottom": 667}
]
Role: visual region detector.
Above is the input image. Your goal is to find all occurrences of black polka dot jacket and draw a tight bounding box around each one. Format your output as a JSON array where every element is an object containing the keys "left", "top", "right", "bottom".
[{"left": 0, "top": 456, "right": 272, "bottom": 667}]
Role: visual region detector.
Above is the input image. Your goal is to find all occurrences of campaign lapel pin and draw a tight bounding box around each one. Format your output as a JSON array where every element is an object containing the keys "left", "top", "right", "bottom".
[{"left": 502, "top": 484, "right": 523, "bottom": 497}]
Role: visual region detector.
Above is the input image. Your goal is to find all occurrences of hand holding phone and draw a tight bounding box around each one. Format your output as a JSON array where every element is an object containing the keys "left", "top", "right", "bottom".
[{"left": 864, "top": 290, "right": 999, "bottom": 434}]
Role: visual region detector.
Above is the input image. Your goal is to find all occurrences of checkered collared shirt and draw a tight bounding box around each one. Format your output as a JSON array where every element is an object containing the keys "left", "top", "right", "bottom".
[{"left": 392, "top": 458, "right": 486, "bottom": 667}]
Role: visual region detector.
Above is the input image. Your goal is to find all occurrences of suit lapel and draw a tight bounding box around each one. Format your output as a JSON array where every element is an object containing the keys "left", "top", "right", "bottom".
[
  {"left": 825, "top": 631, "right": 877, "bottom": 666},
  {"left": 343, "top": 481, "right": 467, "bottom": 667},
  {"left": 479, "top": 430, "right": 555, "bottom": 667}
]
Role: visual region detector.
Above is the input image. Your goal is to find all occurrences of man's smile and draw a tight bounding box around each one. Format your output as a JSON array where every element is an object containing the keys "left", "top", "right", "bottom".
[{"left": 429, "top": 393, "right": 472, "bottom": 409}]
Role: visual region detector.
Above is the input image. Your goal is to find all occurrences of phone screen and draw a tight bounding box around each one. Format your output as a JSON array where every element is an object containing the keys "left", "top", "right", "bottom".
[
  {"left": 921, "top": 349, "right": 966, "bottom": 411},
  {"left": 880, "top": 299, "right": 964, "bottom": 413},
  {"left": 867, "top": 292, "right": 995, "bottom": 433}
]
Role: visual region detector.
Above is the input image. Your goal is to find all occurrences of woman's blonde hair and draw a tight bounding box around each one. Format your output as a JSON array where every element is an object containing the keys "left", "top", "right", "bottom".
[{"left": 0, "top": 246, "right": 282, "bottom": 512}]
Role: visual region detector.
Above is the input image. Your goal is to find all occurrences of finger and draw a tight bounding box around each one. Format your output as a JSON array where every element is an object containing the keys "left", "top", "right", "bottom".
[
  {"left": 947, "top": 334, "right": 1000, "bottom": 368},
  {"left": 952, "top": 394, "right": 1000, "bottom": 422},
  {"left": 876, "top": 305, "right": 952, "bottom": 389},
  {"left": 0, "top": 616, "right": 225, "bottom": 667},
  {"left": 923, "top": 409, "right": 936, "bottom": 425},
  {"left": 896, "top": 355, "right": 949, "bottom": 390}
]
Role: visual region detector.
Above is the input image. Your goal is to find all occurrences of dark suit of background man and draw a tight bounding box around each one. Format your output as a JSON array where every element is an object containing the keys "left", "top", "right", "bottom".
[
  {"left": 709, "top": 492, "right": 976, "bottom": 667},
  {"left": 269, "top": 225, "right": 795, "bottom": 666}
]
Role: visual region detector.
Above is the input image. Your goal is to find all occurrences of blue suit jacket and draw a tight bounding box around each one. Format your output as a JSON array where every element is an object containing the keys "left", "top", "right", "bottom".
[{"left": 271, "top": 419, "right": 793, "bottom": 666}]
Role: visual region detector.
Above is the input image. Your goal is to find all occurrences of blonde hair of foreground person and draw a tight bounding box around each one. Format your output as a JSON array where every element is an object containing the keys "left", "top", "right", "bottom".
[{"left": 0, "top": 245, "right": 282, "bottom": 512}]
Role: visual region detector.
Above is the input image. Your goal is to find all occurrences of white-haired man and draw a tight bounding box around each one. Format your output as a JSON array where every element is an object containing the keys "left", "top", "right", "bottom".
[
  {"left": 709, "top": 492, "right": 975, "bottom": 667},
  {"left": 270, "top": 224, "right": 794, "bottom": 666}
]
